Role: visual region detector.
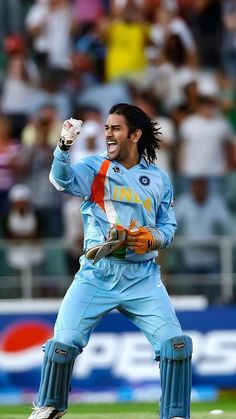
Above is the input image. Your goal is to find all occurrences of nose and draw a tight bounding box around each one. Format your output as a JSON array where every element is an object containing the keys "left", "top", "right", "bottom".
[{"left": 106, "top": 130, "right": 113, "bottom": 140}]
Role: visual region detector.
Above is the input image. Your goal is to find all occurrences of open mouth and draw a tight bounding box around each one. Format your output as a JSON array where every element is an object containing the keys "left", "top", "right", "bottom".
[{"left": 107, "top": 141, "right": 118, "bottom": 154}]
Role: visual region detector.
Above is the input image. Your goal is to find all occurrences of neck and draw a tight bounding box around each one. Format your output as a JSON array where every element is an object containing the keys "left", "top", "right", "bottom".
[{"left": 119, "top": 154, "right": 140, "bottom": 169}]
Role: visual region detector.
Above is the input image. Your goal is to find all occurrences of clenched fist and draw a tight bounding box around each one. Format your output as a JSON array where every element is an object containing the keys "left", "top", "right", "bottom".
[{"left": 58, "top": 117, "right": 83, "bottom": 151}]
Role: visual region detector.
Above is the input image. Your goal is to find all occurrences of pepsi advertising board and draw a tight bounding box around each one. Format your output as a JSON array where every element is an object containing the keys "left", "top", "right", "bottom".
[{"left": 0, "top": 301, "right": 236, "bottom": 404}]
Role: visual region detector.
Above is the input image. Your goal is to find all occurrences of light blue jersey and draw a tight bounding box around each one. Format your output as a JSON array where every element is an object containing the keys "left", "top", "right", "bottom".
[
  {"left": 49, "top": 145, "right": 182, "bottom": 355},
  {"left": 50, "top": 146, "right": 177, "bottom": 261}
]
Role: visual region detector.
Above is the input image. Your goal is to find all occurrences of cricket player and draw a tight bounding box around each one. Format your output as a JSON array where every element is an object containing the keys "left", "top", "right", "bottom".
[{"left": 28, "top": 103, "right": 192, "bottom": 419}]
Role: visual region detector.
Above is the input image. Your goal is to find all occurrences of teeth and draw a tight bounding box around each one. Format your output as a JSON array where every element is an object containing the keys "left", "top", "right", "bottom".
[{"left": 107, "top": 142, "right": 116, "bottom": 145}]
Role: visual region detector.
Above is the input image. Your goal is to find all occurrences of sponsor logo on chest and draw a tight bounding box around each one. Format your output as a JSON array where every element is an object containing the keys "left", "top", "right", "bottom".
[{"left": 112, "top": 185, "right": 151, "bottom": 211}]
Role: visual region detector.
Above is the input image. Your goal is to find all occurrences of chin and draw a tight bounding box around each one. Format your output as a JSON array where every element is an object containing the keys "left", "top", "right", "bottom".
[{"left": 107, "top": 151, "right": 118, "bottom": 161}]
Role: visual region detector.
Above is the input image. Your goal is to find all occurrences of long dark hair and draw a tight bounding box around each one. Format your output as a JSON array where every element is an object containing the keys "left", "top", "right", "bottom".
[{"left": 109, "top": 103, "right": 161, "bottom": 164}]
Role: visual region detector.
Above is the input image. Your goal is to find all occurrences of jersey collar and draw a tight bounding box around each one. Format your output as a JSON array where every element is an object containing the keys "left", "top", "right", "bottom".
[{"left": 104, "top": 153, "right": 150, "bottom": 168}]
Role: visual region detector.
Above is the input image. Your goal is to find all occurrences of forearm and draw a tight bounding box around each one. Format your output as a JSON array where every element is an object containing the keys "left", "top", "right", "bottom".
[
  {"left": 49, "top": 146, "right": 74, "bottom": 192},
  {"left": 155, "top": 222, "right": 177, "bottom": 248}
]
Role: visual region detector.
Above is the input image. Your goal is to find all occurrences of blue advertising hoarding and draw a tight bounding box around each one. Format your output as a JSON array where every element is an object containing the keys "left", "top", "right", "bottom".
[{"left": 0, "top": 300, "right": 236, "bottom": 404}]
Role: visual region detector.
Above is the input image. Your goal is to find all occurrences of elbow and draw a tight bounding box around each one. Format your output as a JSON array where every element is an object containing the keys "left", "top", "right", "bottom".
[{"left": 49, "top": 172, "right": 65, "bottom": 191}]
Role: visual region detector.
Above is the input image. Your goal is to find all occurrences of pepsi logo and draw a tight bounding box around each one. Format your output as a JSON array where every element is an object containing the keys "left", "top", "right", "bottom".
[
  {"left": 1, "top": 321, "right": 52, "bottom": 352},
  {"left": 0, "top": 321, "right": 53, "bottom": 372}
]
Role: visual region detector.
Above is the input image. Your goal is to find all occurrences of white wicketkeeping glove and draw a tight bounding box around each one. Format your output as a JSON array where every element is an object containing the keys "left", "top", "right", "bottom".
[{"left": 58, "top": 117, "right": 83, "bottom": 151}]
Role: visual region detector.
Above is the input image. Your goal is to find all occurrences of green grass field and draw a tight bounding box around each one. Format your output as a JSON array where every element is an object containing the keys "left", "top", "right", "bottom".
[{"left": 1, "top": 396, "right": 236, "bottom": 419}]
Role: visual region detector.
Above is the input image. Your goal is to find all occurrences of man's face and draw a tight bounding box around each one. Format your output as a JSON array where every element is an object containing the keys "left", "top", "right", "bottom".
[{"left": 105, "top": 113, "right": 132, "bottom": 162}]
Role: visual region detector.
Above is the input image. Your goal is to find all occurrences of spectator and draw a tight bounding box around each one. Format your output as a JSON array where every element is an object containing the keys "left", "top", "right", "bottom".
[
  {"left": 25, "top": 0, "right": 75, "bottom": 89},
  {"left": 0, "top": 115, "right": 24, "bottom": 215},
  {"left": 221, "top": 0, "right": 236, "bottom": 85},
  {"left": 70, "top": 119, "right": 105, "bottom": 164},
  {"left": 0, "top": 1, "right": 22, "bottom": 46},
  {"left": 72, "top": 21, "right": 106, "bottom": 85},
  {"left": 1, "top": 34, "right": 40, "bottom": 138},
  {"left": 186, "top": 0, "right": 223, "bottom": 70},
  {"left": 175, "top": 176, "right": 233, "bottom": 304},
  {"left": 74, "top": 104, "right": 104, "bottom": 124},
  {"left": 21, "top": 103, "right": 62, "bottom": 147},
  {"left": 217, "top": 70, "right": 236, "bottom": 133},
  {"left": 150, "top": 1, "right": 197, "bottom": 62},
  {"left": 73, "top": 0, "right": 104, "bottom": 28},
  {"left": 178, "top": 68, "right": 199, "bottom": 114},
  {"left": 141, "top": 33, "right": 197, "bottom": 113},
  {"left": 75, "top": 79, "right": 132, "bottom": 120},
  {"left": 99, "top": 1, "right": 150, "bottom": 81},
  {"left": 134, "top": 92, "right": 176, "bottom": 178},
  {"left": 21, "top": 114, "right": 63, "bottom": 238},
  {"left": 224, "top": 138, "right": 236, "bottom": 218},
  {"left": 177, "top": 75, "right": 234, "bottom": 193},
  {"left": 167, "top": 70, "right": 199, "bottom": 135},
  {"left": 62, "top": 195, "right": 84, "bottom": 275},
  {"left": 24, "top": 0, "right": 49, "bottom": 79},
  {"left": 3, "top": 183, "right": 44, "bottom": 297}
]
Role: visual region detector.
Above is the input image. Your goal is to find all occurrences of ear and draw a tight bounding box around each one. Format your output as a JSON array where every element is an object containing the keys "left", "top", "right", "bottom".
[{"left": 130, "top": 129, "right": 142, "bottom": 143}]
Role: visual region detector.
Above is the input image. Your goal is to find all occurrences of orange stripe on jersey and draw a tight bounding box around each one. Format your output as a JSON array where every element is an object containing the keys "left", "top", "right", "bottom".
[{"left": 90, "top": 159, "right": 111, "bottom": 211}]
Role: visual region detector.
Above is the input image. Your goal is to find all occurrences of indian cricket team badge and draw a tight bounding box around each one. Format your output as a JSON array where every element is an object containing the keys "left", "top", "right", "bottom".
[
  {"left": 139, "top": 175, "right": 150, "bottom": 186},
  {"left": 112, "top": 165, "right": 123, "bottom": 174}
]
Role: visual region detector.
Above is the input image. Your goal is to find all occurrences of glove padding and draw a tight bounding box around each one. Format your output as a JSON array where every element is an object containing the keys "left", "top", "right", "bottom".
[
  {"left": 59, "top": 117, "right": 83, "bottom": 151},
  {"left": 86, "top": 225, "right": 126, "bottom": 264},
  {"left": 127, "top": 226, "right": 154, "bottom": 255}
]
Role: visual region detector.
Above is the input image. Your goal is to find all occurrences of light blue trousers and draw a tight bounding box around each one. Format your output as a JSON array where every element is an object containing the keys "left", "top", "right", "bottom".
[{"left": 54, "top": 256, "right": 182, "bottom": 358}]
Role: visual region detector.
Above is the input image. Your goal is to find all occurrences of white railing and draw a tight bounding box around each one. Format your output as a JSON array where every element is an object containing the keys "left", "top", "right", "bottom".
[
  {"left": 162, "top": 236, "right": 236, "bottom": 304},
  {"left": 0, "top": 236, "right": 235, "bottom": 303}
]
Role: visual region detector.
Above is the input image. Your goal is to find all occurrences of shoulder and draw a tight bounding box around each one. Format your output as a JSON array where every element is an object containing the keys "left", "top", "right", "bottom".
[
  {"left": 216, "top": 114, "right": 233, "bottom": 131},
  {"left": 210, "top": 194, "right": 227, "bottom": 208},
  {"left": 148, "top": 163, "right": 173, "bottom": 189},
  {"left": 73, "top": 154, "right": 109, "bottom": 172},
  {"left": 79, "top": 153, "right": 106, "bottom": 164},
  {"left": 150, "top": 163, "right": 172, "bottom": 181},
  {"left": 179, "top": 114, "right": 200, "bottom": 130},
  {"left": 25, "top": 4, "right": 47, "bottom": 23}
]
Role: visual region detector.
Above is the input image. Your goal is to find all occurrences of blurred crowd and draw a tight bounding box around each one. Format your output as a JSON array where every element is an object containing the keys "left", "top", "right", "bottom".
[{"left": 1, "top": 0, "right": 236, "bottom": 303}]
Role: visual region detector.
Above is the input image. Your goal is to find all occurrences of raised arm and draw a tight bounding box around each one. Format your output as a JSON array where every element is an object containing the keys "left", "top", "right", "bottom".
[{"left": 49, "top": 118, "right": 95, "bottom": 198}]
